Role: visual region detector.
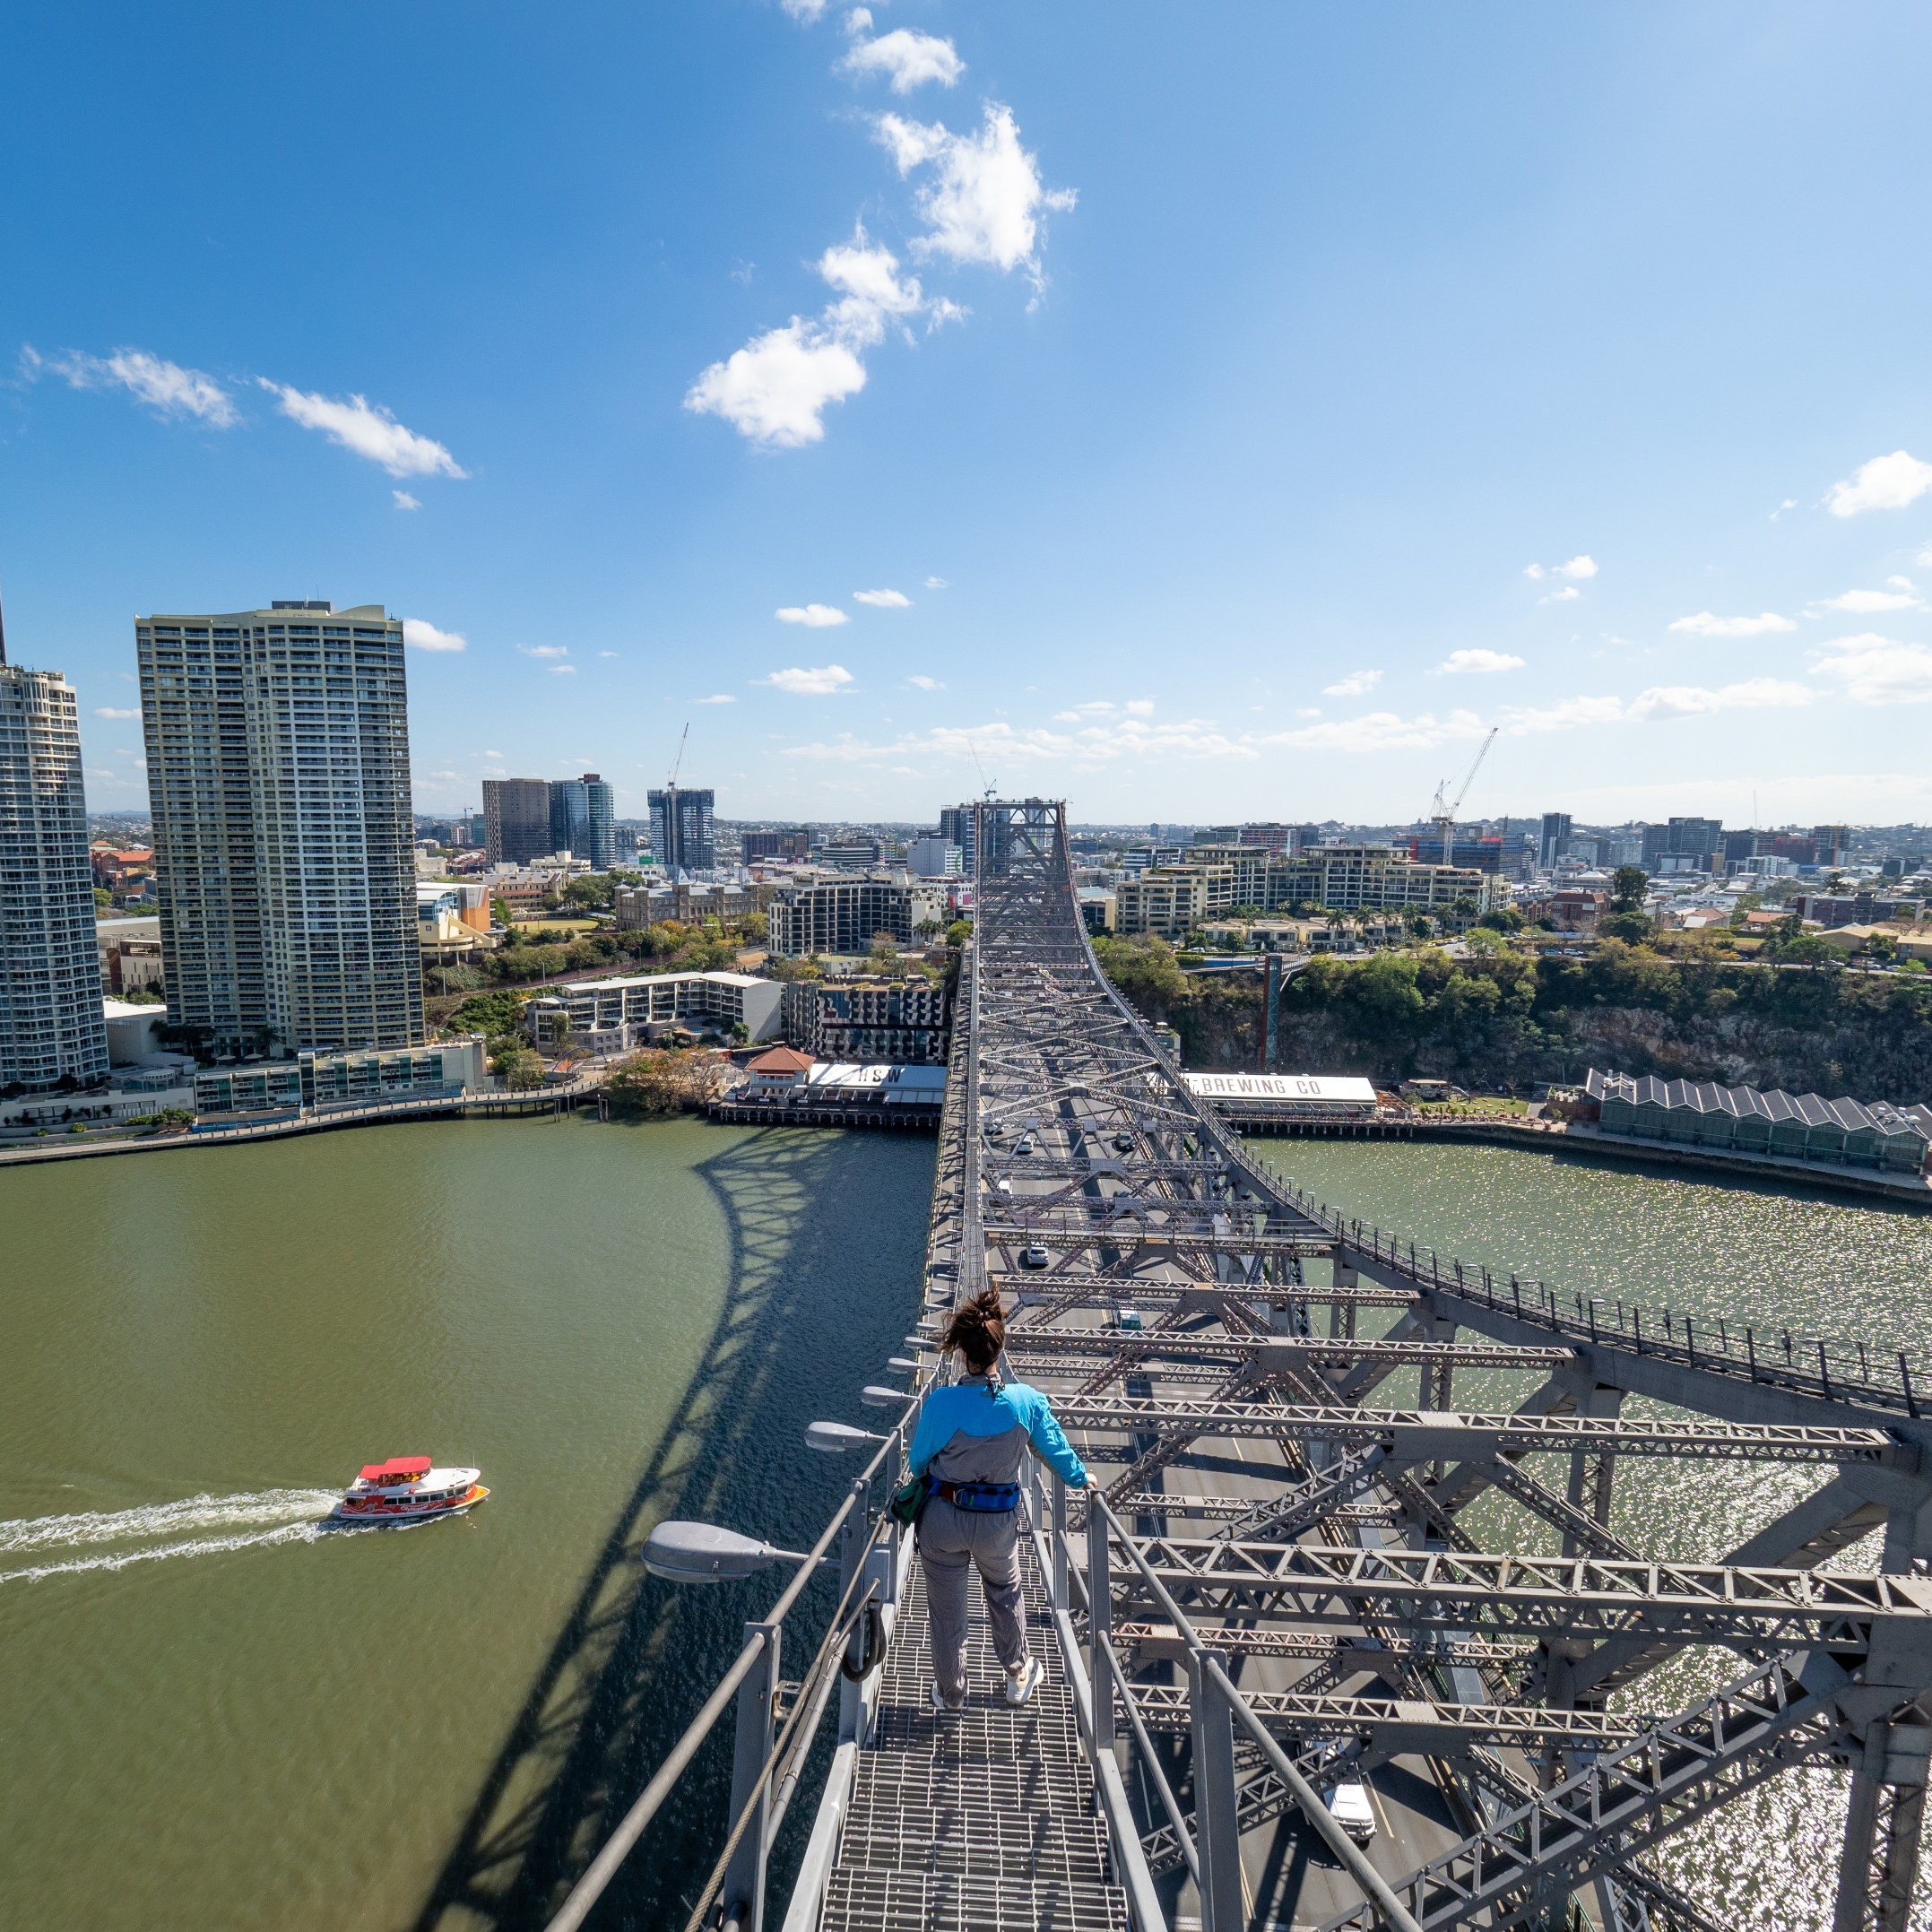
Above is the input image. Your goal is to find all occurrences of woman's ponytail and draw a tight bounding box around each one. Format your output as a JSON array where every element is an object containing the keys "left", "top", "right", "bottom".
[{"left": 941, "top": 1287, "right": 1007, "bottom": 1375}]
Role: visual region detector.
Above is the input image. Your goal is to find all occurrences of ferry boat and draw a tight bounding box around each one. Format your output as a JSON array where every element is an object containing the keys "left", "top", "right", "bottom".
[{"left": 332, "top": 1456, "right": 488, "bottom": 1525}]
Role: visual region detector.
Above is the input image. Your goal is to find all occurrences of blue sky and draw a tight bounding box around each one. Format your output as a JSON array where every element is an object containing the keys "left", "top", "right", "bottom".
[{"left": 6, "top": 3, "right": 1932, "bottom": 829}]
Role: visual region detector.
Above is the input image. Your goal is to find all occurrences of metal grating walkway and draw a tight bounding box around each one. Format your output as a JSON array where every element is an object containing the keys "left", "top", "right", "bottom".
[{"left": 819, "top": 1529, "right": 1131, "bottom": 1932}]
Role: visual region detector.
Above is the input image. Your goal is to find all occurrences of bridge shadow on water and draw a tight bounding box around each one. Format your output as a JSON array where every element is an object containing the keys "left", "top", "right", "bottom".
[{"left": 408, "top": 1123, "right": 934, "bottom": 1932}]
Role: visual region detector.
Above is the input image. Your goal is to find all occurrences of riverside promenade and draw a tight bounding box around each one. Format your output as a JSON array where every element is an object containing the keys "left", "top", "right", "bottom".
[{"left": 0, "top": 1077, "right": 598, "bottom": 1168}]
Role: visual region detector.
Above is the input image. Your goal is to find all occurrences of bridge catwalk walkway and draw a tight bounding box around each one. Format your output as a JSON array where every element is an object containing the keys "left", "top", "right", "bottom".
[{"left": 819, "top": 1525, "right": 1128, "bottom": 1932}]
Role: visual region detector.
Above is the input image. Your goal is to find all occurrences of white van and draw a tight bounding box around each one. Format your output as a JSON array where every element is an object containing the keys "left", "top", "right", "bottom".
[{"left": 1329, "top": 1782, "right": 1377, "bottom": 1845}]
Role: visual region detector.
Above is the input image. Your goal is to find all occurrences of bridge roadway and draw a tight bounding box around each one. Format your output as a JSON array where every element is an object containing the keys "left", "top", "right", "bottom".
[{"left": 782, "top": 801, "right": 1932, "bottom": 1932}]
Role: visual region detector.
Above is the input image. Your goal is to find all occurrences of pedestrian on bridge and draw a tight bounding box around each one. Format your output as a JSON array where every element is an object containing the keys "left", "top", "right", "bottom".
[{"left": 908, "top": 1286, "right": 1088, "bottom": 1714}]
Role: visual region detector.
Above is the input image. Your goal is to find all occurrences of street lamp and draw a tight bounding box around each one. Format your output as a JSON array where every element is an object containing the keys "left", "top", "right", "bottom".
[
  {"left": 859, "top": 1384, "right": 914, "bottom": 1409},
  {"left": 642, "top": 1520, "right": 827, "bottom": 1585},
  {"left": 805, "top": 1420, "right": 887, "bottom": 1453}
]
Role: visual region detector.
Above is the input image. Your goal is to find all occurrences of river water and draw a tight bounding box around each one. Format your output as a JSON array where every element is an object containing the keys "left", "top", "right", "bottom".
[
  {"left": 4, "top": 1123, "right": 1929, "bottom": 1929},
  {"left": 0, "top": 1117, "right": 933, "bottom": 1932}
]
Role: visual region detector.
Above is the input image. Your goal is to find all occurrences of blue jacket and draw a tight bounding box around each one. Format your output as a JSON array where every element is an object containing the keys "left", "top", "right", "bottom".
[{"left": 908, "top": 1374, "right": 1088, "bottom": 1488}]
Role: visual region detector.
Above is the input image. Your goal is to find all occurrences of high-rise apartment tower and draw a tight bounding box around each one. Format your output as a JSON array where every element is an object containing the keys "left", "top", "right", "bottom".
[
  {"left": 483, "top": 777, "right": 553, "bottom": 866},
  {"left": 649, "top": 784, "right": 715, "bottom": 871},
  {"left": 1538, "top": 811, "right": 1572, "bottom": 870},
  {"left": 136, "top": 602, "right": 423, "bottom": 1054},
  {"left": 549, "top": 773, "right": 615, "bottom": 869},
  {"left": 0, "top": 606, "right": 111, "bottom": 1091}
]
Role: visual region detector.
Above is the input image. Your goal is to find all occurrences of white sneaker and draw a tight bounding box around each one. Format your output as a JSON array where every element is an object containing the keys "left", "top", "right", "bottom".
[
  {"left": 931, "top": 1683, "right": 965, "bottom": 1714},
  {"left": 1004, "top": 1659, "right": 1044, "bottom": 1706}
]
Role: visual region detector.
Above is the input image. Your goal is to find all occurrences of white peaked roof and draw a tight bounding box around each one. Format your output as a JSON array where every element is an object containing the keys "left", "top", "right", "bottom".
[{"left": 1184, "top": 1073, "right": 1378, "bottom": 1104}]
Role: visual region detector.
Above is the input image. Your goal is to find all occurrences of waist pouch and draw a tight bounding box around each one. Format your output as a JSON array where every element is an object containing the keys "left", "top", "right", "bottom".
[{"left": 932, "top": 1478, "right": 1020, "bottom": 1513}]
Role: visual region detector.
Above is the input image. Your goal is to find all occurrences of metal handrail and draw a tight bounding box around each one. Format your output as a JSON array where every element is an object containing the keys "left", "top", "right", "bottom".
[{"left": 541, "top": 1425, "right": 904, "bottom": 1932}]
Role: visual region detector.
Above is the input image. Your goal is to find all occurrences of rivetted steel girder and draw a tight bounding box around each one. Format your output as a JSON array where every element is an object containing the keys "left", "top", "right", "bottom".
[
  {"left": 1314, "top": 1659, "right": 1850, "bottom": 1932},
  {"left": 1097, "top": 1535, "right": 1932, "bottom": 1646},
  {"left": 1053, "top": 1394, "right": 1907, "bottom": 1466},
  {"left": 1122, "top": 1681, "right": 1644, "bottom": 1751},
  {"left": 1113, "top": 1621, "right": 1535, "bottom": 1671},
  {"left": 980, "top": 1223, "right": 1334, "bottom": 1255}
]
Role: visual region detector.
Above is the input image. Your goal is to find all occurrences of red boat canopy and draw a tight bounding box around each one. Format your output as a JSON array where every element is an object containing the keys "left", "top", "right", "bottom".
[{"left": 359, "top": 1455, "right": 433, "bottom": 1482}]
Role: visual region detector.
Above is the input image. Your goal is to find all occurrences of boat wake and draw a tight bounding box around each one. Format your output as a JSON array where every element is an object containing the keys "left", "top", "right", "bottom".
[{"left": 0, "top": 1488, "right": 342, "bottom": 1585}]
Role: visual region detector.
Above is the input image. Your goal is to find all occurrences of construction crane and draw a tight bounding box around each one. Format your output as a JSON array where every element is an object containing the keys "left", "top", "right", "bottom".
[
  {"left": 666, "top": 721, "right": 689, "bottom": 789},
  {"left": 1428, "top": 725, "right": 1497, "bottom": 868}
]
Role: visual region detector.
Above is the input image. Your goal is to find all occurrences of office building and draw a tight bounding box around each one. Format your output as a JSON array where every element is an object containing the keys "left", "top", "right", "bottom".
[
  {"left": 650, "top": 783, "right": 715, "bottom": 871},
  {"left": 0, "top": 627, "right": 111, "bottom": 1090},
  {"left": 767, "top": 876, "right": 945, "bottom": 956},
  {"left": 742, "top": 828, "right": 810, "bottom": 862},
  {"left": 1641, "top": 817, "right": 1723, "bottom": 873},
  {"left": 1237, "top": 823, "right": 1295, "bottom": 853},
  {"left": 820, "top": 839, "right": 882, "bottom": 869},
  {"left": 938, "top": 804, "right": 976, "bottom": 873},
  {"left": 137, "top": 602, "right": 423, "bottom": 1054},
  {"left": 548, "top": 772, "right": 615, "bottom": 869},
  {"left": 906, "top": 836, "right": 964, "bottom": 877},
  {"left": 1538, "top": 811, "right": 1572, "bottom": 870},
  {"left": 483, "top": 778, "right": 552, "bottom": 867}
]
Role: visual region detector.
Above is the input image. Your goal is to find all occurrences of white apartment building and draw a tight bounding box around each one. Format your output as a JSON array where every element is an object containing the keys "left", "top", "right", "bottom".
[
  {"left": 137, "top": 602, "right": 423, "bottom": 1053},
  {"left": 0, "top": 658, "right": 111, "bottom": 1089},
  {"left": 767, "top": 876, "right": 946, "bottom": 957},
  {"left": 523, "top": 970, "right": 784, "bottom": 1051}
]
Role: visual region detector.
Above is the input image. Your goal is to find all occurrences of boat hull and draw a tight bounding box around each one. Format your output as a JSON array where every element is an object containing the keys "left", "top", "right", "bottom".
[{"left": 329, "top": 1483, "right": 489, "bottom": 1526}]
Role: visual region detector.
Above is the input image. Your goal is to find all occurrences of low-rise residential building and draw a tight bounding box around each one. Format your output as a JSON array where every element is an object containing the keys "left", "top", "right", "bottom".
[
  {"left": 96, "top": 914, "right": 165, "bottom": 994},
  {"left": 523, "top": 970, "right": 784, "bottom": 1051},
  {"left": 767, "top": 876, "right": 945, "bottom": 956},
  {"left": 1111, "top": 844, "right": 1492, "bottom": 938},
  {"left": 780, "top": 975, "right": 949, "bottom": 1063},
  {"left": 194, "top": 1037, "right": 488, "bottom": 1116}
]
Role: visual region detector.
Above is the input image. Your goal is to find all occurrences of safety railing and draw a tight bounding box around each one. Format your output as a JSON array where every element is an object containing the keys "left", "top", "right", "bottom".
[
  {"left": 1273, "top": 1181, "right": 1932, "bottom": 1420},
  {"left": 541, "top": 1417, "right": 912, "bottom": 1932},
  {"left": 1012, "top": 1459, "right": 1431, "bottom": 1932}
]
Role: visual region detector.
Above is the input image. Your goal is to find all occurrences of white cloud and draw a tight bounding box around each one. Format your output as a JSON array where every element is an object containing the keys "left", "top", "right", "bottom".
[
  {"left": 1624, "top": 679, "right": 1812, "bottom": 721},
  {"left": 600, "top": 649, "right": 619, "bottom": 658},
  {"left": 780, "top": 0, "right": 827, "bottom": 19},
  {"left": 1811, "top": 587, "right": 1926, "bottom": 614},
  {"left": 550, "top": 664, "right": 576, "bottom": 676},
  {"left": 258, "top": 381, "right": 466, "bottom": 478},
  {"left": 93, "top": 706, "right": 140, "bottom": 719},
  {"left": 686, "top": 227, "right": 952, "bottom": 447},
  {"left": 763, "top": 664, "right": 855, "bottom": 696},
  {"left": 1770, "top": 498, "right": 1798, "bottom": 519},
  {"left": 1322, "top": 669, "right": 1382, "bottom": 697},
  {"left": 1668, "top": 611, "right": 1797, "bottom": 637},
  {"left": 1887, "top": 576, "right": 1916, "bottom": 590},
  {"left": 784, "top": 713, "right": 1254, "bottom": 767},
  {"left": 853, "top": 587, "right": 912, "bottom": 607},
  {"left": 686, "top": 321, "right": 868, "bottom": 447},
  {"left": 696, "top": 694, "right": 737, "bottom": 705},
  {"left": 31, "top": 345, "right": 238, "bottom": 425},
  {"left": 1523, "top": 564, "right": 1545, "bottom": 580},
  {"left": 907, "top": 674, "right": 943, "bottom": 690},
  {"left": 875, "top": 105, "right": 1074, "bottom": 278},
  {"left": 924, "top": 576, "right": 949, "bottom": 589},
  {"left": 403, "top": 619, "right": 467, "bottom": 653},
  {"left": 1295, "top": 707, "right": 1321, "bottom": 718},
  {"left": 1826, "top": 450, "right": 1932, "bottom": 517},
  {"left": 1498, "top": 695, "right": 1625, "bottom": 733},
  {"left": 1438, "top": 649, "right": 1525, "bottom": 674},
  {"left": 776, "top": 603, "right": 849, "bottom": 628},
  {"left": 841, "top": 29, "right": 964, "bottom": 92},
  {"left": 393, "top": 490, "right": 421, "bottom": 511},
  {"left": 518, "top": 644, "right": 568, "bottom": 660},
  {"left": 1543, "top": 585, "right": 1581, "bottom": 603},
  {"left": 1554, "top": 555, "right": 1598, "bottom": 580},
  {"left": 1124, "top": 698, "right": 1155, "bottom": 715},
  {"left": 1264, "top": 710, "right": 1486, "bottom": 754},
  {"left": 1809, "top": 634, "right": 1932, "bottom": 706}
]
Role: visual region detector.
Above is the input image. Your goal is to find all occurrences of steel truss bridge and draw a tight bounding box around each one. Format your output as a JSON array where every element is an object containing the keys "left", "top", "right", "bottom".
[{"left": 550, "top": 800, "right": 1932, "bottom": 1932}]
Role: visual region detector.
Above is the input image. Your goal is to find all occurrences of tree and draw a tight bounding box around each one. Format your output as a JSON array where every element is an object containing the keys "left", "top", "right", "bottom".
[
  {"left": 1599, "top": 909, "right": 1654, "bottom": 943},
  {"left": 1448, "top": 895, "right": 1479, "bottom": 931},
  {"left": 1610, "top": 866, "right": 1650, "bottom": 912},
  {"left": 490, "top": 897, "right": 512, "bottom": 927},
  {"left": 564, "top": 874, "right": 613, "bottom": 910},
  {"left": 945, "top": 918, "right": 974, "bottom": 949},
  {"left": 604, "top": 1048, "right": 715, "bottom": 1116}
]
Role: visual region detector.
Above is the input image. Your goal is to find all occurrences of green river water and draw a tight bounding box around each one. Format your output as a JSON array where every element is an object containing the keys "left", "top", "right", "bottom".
[{"left": 4, "top": 1122, "right": 1931, "bottom": 1929}]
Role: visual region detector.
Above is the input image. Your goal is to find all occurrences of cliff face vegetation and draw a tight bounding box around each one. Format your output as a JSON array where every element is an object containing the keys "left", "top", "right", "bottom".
[{"left": 1090, "top": 933, "right": 1932, "bottom": 1102}]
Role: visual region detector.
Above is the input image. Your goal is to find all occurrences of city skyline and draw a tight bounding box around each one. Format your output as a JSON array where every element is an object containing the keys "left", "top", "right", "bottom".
[{"left": 6, "top": 6, "right": 1932, "bottom": 826}]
